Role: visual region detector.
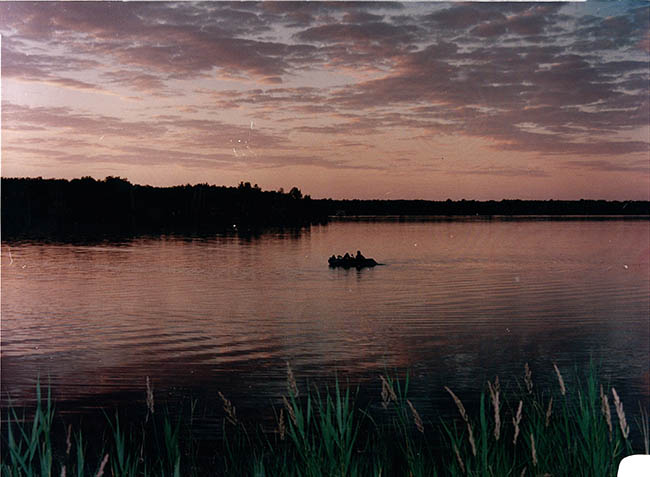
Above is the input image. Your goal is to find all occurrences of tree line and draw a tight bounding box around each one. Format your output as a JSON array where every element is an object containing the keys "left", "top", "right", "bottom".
[
  {"left": 317, "top": 198, "right": 650, "bottom": 218},
  {"left": 2, "top": 177, "right": 648, "bottom": 239},
  {"left": 1, "top": 176, "right": 326, "bottom": 239}
]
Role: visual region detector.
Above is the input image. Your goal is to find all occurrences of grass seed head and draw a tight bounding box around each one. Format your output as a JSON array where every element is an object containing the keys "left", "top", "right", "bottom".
[
  {"left": 407, "top": 399, "right": 424, "bottom": 434},
  {"left": 218, "top": 391, "right": 237, "bottom": 426},
  {"left": 530, "top": 433, "right": 537, "bottom": 467},
  {"left": 278, "top": 408, "right": 286, "bottom": 441},
  {"left": 524, "top": 363, "right": 533, "bottom": 395},
  {"left": 611, "top": 387, "right": 629, "bottom": 439},
  {"left": 95, "top": 453, "right": 109, "bottom": 477},
  {"left": 146, "top": 376, "right": 155, "bottom": 418},
  {"left": 445, "top": 386, "right": 469, "bottom": 422},
  {"left": 600, "top": 385, "right": 612, "bottom": 440},
  {"left": 513, "top": 400, "right": 523, "bottom": 446},
  {"left": 553, "top": 363, "right": 566, "bottom": 396},
  {"left": 282, "top": 395, "right": 297, "bottom": 426},
  {"left": 639, "top": 403, "right": 649, "bottom": 455},
  {"left": 545, "top": 396, "right": 553, "bottom": 428},
  {"left": 488, "top": 378, "right": 501, "bottom": 441},
  {"left": 286, "top": 362, "right": 299, "bottom": 397},
  {"left": 65, "top": 423, "right": 72, "bottom": 456},
  {"left": 380, "top": 375, "right": 397, "bottom": 409},
  {"left": 453, "top": 444, "right": 466, "bottom": 474},
  {"left": 445, "top": 386, "right": 475, "bottom": 453},
  {"left": 467, "top": 422, "right": 477, "bottom": 456}
]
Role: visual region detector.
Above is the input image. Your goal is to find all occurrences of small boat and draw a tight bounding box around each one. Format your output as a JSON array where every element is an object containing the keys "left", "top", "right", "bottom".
[{"left": 328, "top": 251, "right": 378, "bottom": 269}]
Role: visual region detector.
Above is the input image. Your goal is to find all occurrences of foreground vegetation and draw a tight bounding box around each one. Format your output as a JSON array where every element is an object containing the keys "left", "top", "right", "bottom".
[{"left": 2, "top": 364, "right": 648, "bottom": 476}]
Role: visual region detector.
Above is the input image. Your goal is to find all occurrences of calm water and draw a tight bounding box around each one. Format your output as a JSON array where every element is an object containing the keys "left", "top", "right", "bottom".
[{"left": 2, "top": 220, "right": 649, "bottom": 425}]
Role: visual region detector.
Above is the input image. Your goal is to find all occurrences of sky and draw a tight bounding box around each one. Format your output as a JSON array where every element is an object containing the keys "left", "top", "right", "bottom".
[{"left": 1, "top": 1, "right": 648, "bottom": 200}]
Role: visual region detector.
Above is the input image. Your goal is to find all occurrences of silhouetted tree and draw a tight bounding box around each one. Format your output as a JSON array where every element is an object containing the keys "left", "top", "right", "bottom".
[
  {"left": 1, "top": 177, "right": 328, "bottom": 239},
  {"left": 289, "top": 187, "right": 302, "bottom": 200}
]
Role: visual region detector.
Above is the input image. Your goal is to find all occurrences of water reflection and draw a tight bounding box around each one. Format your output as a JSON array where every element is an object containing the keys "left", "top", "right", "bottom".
[{"left": 1, "top": 221, "right": 648, "bottom": 427}]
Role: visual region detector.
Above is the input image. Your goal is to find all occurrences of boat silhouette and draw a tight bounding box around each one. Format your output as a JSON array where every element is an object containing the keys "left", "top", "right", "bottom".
[{"left": 328, "top": 251, "right": 378, "bottom": 269}]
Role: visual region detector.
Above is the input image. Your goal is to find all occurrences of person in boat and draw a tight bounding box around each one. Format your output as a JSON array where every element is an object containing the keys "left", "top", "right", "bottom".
[{"left": 329, "top": 250, "right": 377, "bottom": 268}]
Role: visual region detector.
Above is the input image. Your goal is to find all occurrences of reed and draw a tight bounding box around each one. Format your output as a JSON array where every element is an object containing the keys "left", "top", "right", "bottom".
[
  {"left": 286, "top": 362, "right": 299, "bottom": 398},
  {"left": 601, "top": 385, "right": 612, "bottom": 441},
  {"left": 611, "top": 387, "right": 629, "bottom": 440},
  {"left": 145, "top": 376, "right": 155, "bottom": 421},
  {"left": 3, "top": 380, "right": 55, "bottom": 477},
  {"left": 2, "top": 364, "right": 646, "bottom": 476},
  {"left": 524, "top": 363, "right": 533, "bottom": 395},
  {"left": 638, "top": 403, "right": 649, "bottom": 455},
  {"left": 545, "top": 396, "right": 553, "bottom": 429},
  {"left": 513, "top": 400, "right": 523, "bottom": 446},
  {"left": 553, "top": 363, "right": 566, "bottom": 396},
  {"left": 487, "top": 377, "right": 501, "bottom": 441}
]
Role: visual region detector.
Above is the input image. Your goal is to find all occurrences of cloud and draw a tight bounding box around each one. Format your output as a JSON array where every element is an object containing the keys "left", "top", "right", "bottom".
[
  {"left": 562, "top": 159, "right": 650, "bottom": 173},
  {"left": 55, "top": 149, "right": 368, "bottom": 172},
  {"left": 257, "top": 1, "right": 403, "bottom": 28},
  {"left": 2, "top": 101, "right": 298, "bottom": 160},
  {"left": 423, "top": 4, "right": 507, "bottom": 30},
  {"left": 292, "top": 16, "right": 420, "bottom": 70},
  {"left": 296, "top": 21, "right": 415, "bottom": 45},
  {"left": 233, "top": 153, "right": 383, "bottom": 171},
  {"left": 1, "top": 1, "right": 648, "bottom": 185},
  {"left": 569, "top": 6, "right": 649, "bottom": 53},
  {"left": 1, "top": 41, "right": 109, "bottom": 93},
  {"left": 342, "top": 11, "right": 385, "bottom": 24},
  {"left": 310, "top": 5, "right": 649, "bottom": 156},
  {"left": 157, "top": 116, "right": 289, "bottom": 150},
  {"left": 449, "top": 167, "right": 550, "bottom": 178},
  {"left": 102, "top": 71, "right": 171, "bottom": 95},
  {"left": 2, "top": 102, "right": 169, "bottom": 138},
  {"left": 0, "top": 2, "right": 320, "bottom": 87},
  {"left": 0, "top": 101, "right": 361, "bottom": 171}
]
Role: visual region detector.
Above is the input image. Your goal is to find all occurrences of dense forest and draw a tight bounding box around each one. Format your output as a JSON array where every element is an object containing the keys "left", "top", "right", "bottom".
[
  {"left": 1, "top": 177, "right": 327, "bottom": 239},
  {"left": 2, "top": 177, "right": 648, "bottom": 239}
]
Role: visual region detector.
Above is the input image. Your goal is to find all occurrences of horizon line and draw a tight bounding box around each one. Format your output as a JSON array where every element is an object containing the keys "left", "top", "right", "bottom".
[{"left": 2, "top": 175, "right": 648, "bottom": 203}]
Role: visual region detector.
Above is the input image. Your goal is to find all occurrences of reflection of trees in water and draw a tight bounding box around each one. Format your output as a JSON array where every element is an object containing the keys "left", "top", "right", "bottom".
[{"left": 1, "top": 176, "right": 327, "bottom": 238}]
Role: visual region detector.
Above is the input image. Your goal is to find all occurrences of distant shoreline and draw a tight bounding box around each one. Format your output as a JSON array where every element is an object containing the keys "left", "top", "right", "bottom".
[
  {"left": 329, "top": 214, "right": 650, "bottom": 222},
  {"left": 2, "top": 177, "right": 648, "bottom": 239},
  {"left": 317, "top": 197, "right": 650, "bottom": 217}
]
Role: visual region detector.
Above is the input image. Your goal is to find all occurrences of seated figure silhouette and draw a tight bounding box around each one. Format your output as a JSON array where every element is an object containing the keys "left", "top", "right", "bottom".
[{"left": 328, "top": 250, "right": 378, "bottom": 269}]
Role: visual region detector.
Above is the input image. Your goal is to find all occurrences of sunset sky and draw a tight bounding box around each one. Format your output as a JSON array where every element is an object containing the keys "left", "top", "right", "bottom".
[{"left": 1, "top": 1, "right": 648, "bottom": 200}]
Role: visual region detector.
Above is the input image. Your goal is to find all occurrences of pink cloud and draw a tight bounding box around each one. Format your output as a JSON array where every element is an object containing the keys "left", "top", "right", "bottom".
[{"left": 1, "top": 1, "right": 648, "bottom": 198}]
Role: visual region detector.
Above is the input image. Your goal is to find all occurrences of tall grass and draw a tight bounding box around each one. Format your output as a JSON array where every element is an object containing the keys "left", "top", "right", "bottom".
[
  {"left": 2, "top": 364, "right": 647, "bottom": 476},
  {"left": 439, "top": 363, "right": 640, "bottom": 476},
  {"left": 3, "top": 381, "right": 54, "bottom": 477}
]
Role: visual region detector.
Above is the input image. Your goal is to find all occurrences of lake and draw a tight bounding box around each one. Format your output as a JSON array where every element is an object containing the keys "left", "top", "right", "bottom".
[{"left": 2, "top": 219, "right": 648, "bottom": 430}]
